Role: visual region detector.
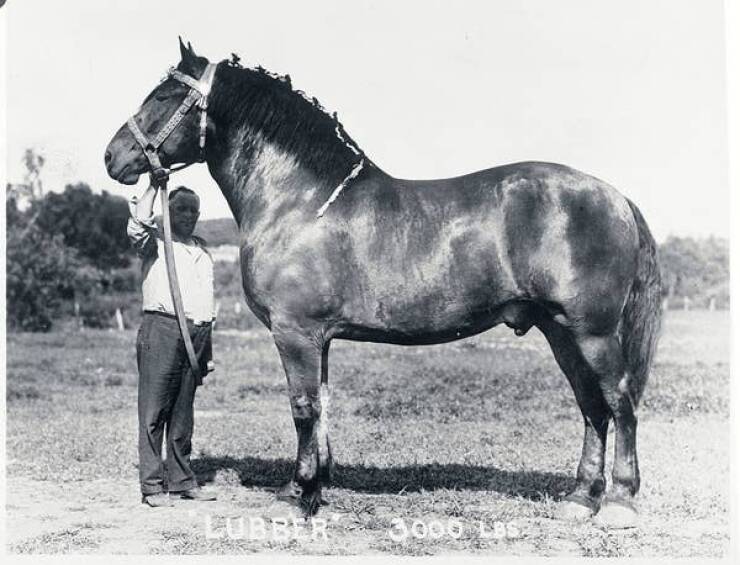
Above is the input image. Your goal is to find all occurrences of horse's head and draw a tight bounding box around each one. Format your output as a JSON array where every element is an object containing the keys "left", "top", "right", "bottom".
[{"left": 105, "top": 38, "right": 215, "bottom": 185}]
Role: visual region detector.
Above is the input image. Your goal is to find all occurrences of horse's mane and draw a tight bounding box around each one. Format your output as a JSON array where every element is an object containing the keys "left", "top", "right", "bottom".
[{"left": 210, "top": 59, "right": 367, "bottom": 183}]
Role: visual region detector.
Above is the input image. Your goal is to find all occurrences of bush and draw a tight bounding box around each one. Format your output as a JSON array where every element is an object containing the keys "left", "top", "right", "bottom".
[
  {"left": 6, "top": 212, "right": 80, "bottom": 332},
  {"left": 659, "top": 236, "right": 729, "bottom": 309},
  {"left": 32, "top": 183, "right": 134, "bottom": 270}
]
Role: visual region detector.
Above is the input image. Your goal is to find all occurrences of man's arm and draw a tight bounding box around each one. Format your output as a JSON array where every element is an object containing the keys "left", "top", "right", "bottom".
[{"left": 127, "top": 180, "right": 160, "bottom": 257}]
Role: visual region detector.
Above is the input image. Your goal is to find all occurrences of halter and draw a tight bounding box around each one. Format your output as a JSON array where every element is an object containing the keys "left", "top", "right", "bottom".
[{"left": 127, "top": 63, "right": 218, "bottom": 178}]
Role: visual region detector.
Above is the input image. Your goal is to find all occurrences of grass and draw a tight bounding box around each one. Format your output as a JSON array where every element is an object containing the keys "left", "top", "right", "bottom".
[
  {"left": 5, "top": 310, "right": 730, "bottom": 556},
  {"left": 11, "top": 528, "right": 101, "bottom": 554}
]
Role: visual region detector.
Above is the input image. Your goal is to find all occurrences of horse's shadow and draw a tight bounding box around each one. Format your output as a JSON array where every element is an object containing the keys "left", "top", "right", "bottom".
[{"left": 191, "top": 455, "right": 574, "bottom": 501}]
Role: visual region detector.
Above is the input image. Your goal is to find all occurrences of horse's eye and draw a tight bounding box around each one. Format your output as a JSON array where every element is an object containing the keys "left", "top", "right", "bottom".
[{"left": 155, "top": 93, "right": 170, "bottom": 101}]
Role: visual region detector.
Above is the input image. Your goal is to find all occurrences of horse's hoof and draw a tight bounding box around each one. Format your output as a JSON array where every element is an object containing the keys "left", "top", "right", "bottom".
[
  {"left": 555, "top": 494, "right": 598, "bottom": 521},
  {"left": 555, "top": 500, "right": 595, "bottom": 521},
  {"left": 274, "top": 480, "right": 322, "bottom": 518},
  {"left": 593, "top": 498, "right": 638, "bottom": 529},
  {"left": 263, "top": 498, "right": 306, "bottom": 522},
  {"left": 300, "top": 489, "right": 322, "bottom": 517},
  {"left": 276, "top": 480, "right": 302, "bottom": 501}
]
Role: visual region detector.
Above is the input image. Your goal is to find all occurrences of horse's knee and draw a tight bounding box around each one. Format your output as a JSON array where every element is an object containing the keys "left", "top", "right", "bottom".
[{"left": 290, "top": 394, "right": 321, "bottom": 424}]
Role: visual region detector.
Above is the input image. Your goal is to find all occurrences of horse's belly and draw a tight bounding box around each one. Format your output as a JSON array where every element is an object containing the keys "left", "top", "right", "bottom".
[
  {"left": 335, "top": 259, "right": 520, "bottom": 344},
  {"left": 337, "top": 307, "right": 503, "bottom": 345}
]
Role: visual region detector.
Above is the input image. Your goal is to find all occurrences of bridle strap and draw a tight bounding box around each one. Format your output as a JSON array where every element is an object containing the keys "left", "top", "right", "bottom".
[
  {"left": 127, "top": 63, "right": 217, "bottom": 176},
  {"left": 151, "top": 88, "right": 201, "bottom": 149},
  {"left": 126, "top": 117, "right": 164, "bottom": 172}
]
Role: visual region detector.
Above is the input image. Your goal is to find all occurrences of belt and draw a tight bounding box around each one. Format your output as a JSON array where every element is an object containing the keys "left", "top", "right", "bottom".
[{"left": 145, "top": 310, "right": 213, "bottom": 327}]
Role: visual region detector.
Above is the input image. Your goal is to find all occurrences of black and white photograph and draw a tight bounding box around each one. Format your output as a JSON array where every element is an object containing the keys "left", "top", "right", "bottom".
[{"left": 2, "top": 0, "right": 737, "bottom": 559}]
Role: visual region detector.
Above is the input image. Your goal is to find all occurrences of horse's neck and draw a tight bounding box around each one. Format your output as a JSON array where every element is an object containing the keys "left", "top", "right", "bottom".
[{"left": 208, "top": 129, "right": 328, "bottom": 236}]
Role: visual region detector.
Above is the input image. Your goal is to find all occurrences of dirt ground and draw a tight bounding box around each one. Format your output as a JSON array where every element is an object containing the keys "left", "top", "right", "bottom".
[{"left": 4, "top": 310, "right": 732, "bottom": 556}]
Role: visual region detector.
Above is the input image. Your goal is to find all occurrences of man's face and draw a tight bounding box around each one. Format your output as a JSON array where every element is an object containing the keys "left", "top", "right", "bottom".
[{"left": 169, "top": 191, "right": 200, "bottom": 238}]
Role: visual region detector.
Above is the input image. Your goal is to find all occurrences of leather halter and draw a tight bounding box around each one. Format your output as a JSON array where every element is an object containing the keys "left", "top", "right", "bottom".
[{"left": 127, "top": 63, "right": 217, "bottom": 177}]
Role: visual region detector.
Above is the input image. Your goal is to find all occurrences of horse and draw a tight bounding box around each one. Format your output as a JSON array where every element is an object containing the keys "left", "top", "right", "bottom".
[{"left": 105, "top": 39, "right": 662, "bottom": 528}]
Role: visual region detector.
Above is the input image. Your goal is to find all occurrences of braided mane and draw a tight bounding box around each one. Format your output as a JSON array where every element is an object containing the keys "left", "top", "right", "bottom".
[{"left": 209, "top": 57, "right": 368, "bottom": 184}]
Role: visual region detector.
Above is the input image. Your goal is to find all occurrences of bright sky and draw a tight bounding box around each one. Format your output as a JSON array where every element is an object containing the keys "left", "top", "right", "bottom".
[{"left": 4, "top": 0, "right": 730, "bottom": 242}]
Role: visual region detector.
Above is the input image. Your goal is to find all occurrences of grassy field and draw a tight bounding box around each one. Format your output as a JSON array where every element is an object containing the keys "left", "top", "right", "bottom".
[{"left": 5, "top": 310, "right": 731, "bottom": 556}]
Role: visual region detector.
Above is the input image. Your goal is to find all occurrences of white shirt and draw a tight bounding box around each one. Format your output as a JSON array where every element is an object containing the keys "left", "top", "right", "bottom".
[{"left": 127, "top": 197, "right": 215, "bottom": 323}]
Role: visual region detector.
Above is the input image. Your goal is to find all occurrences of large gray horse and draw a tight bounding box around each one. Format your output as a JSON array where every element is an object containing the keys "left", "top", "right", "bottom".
[{"left": 105, "top": 40, "right": 661, "bottom": 528}]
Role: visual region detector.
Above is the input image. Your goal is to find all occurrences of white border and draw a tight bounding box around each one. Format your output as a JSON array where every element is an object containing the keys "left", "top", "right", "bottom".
[
  {"left": 724, "top": 0, "right": 739, "bottom": 562},
  {"left": 1, "top": 2, "right": 737, "bottom": 563}
]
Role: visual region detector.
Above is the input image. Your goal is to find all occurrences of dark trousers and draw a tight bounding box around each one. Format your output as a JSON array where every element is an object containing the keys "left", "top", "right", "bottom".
[{"left": 136, "top": 312, "right": 212, "bottom": 495}]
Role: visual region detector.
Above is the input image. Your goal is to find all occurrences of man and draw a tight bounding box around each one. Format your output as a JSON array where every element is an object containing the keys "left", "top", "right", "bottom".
[{"left": 128, "top": 178, "right": 217, "bottom": 507}]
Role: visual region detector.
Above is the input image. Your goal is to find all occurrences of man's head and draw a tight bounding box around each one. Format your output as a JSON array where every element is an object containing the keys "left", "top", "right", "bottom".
[{"left": 169, "top": 186, "right": 200, "bottom": 239}]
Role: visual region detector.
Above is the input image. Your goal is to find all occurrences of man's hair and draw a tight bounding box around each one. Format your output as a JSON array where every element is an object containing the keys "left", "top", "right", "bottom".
[{"left": 169, "top": 186, "right": 199, "bottom": 202}]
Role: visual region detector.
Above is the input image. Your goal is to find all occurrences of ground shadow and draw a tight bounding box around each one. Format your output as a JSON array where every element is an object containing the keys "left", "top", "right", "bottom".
[{"left": 192, "top": 455, "right": 574, "bottom": 501}]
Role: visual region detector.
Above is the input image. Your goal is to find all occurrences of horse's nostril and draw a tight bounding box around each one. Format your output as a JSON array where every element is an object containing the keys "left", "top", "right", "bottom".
[{"left": 105, "top": 150, "right": 112, "bottom": 165}]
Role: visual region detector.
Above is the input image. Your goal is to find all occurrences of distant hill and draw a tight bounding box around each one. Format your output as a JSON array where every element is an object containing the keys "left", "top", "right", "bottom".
[{"left": 194, "top": 217, "right": 239, "bottom": 246}]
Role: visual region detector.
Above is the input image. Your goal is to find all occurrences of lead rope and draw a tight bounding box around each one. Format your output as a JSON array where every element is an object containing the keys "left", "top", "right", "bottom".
[{"left": 157, "top": 176, "right": 202, "bottom": 384}]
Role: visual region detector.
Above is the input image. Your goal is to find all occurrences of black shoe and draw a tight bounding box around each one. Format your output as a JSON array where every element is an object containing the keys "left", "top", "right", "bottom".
[{"left": 176, "top": 486, "right": 217, "bottom": 501}]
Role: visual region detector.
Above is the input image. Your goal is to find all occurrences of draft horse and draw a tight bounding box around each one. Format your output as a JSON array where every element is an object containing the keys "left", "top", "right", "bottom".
[{"left": 106, "top": 40, "right": 662, "bottom": 528}]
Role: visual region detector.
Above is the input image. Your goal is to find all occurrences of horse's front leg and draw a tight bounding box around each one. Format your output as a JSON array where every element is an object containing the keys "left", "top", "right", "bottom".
[
  {"left": 272, "top": 326, "right": 325, "bottom": 516},
  {"left": 318, "top": 341, "right": 333, "bottom": 484}
]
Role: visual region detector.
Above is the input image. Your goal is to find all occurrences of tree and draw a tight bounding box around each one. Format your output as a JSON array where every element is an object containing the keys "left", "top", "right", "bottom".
[
  {"left": 6, "top": 198, "right": 80, "bottom": 331},
  {"left": 6, "top": 148, "right": 45, "bottom": 211},
  {"left": 5, "top": 149, "right": 137, "bottom": 331},
  {"left": 23, "top": 148, "right": 46, "bottom": 200},
  {"left": 658, "top": 236, "right": 729, "bottom": 308},
  {"left": 32, "top": 183, "right": 134, "bottom": 271}
]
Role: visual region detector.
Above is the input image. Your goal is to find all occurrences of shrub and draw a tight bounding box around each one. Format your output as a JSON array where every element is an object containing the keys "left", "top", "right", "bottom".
[{"left": 6, "top": 212, "right": 80, "bottom": 332}]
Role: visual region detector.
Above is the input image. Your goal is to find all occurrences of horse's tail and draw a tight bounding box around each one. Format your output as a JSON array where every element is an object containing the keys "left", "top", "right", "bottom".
[{"left": 620, "top": 199, "right": 663, "bottom": 407}]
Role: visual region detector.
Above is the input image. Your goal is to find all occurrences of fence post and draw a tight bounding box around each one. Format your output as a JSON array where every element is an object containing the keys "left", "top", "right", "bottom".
[{"left": 114, "top": 308, "right": 125, "bottom": 331}]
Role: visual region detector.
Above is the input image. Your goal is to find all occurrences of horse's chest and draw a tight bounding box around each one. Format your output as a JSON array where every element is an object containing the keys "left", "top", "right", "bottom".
[{"left": 238, "top": 246, "right": 279, "bottom": 325}]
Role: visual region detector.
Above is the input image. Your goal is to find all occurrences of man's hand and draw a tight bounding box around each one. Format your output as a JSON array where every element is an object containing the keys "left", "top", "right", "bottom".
[
  {"left": 149, "top": 172, "right": 165, "bottom": 189},
  {"left": 133, "top": 179, "right": 161, "bottom": 222},
  {"left": 150, "top": 168, "right": 170, "bottom": 186}
]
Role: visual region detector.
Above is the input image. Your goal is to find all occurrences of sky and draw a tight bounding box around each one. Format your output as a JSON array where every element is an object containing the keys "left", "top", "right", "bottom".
[{"left": 3, "top": 0, "right": 731, "bottom": 242}]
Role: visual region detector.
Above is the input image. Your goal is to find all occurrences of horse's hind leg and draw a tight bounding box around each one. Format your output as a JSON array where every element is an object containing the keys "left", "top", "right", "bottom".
[
  {"left": 538, "top": 318, "right": 610, "bottom": 521},
  {"left": 575, "top": 333, "right": 640, "bottom": 528}
]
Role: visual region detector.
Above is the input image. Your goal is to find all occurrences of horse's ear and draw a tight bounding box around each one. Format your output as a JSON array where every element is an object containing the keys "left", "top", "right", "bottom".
[
  {"left": 178, "top": 37, "right": 201, "bottom": 73},
  {"left": 179, "top": 36, "right": 190, "bottom": 61},
  {"left": 178, "top": 37, "right": 198, "bottom": 61}
]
